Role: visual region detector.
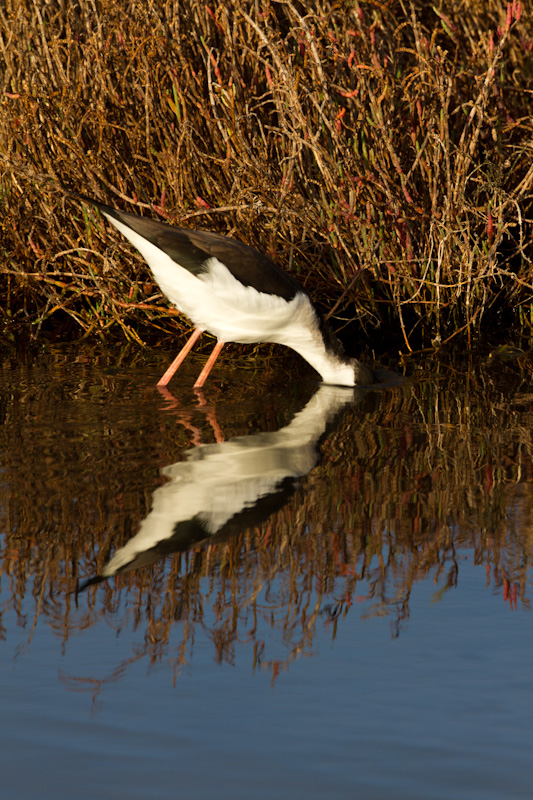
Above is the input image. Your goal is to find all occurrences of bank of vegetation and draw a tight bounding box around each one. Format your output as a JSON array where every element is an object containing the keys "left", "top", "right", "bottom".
[{"left": 0, "top": 0, "right": 531, "bottom": 353}]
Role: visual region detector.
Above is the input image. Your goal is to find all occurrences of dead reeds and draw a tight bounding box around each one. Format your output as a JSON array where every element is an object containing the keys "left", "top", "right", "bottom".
[{"left": 0, "top": 0, "right": 532, "bottom": 350}]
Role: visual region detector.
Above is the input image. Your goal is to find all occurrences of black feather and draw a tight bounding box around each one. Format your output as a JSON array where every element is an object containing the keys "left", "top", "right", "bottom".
[{"left": 81, "top": 196, "right": 301, "bottom": 302}]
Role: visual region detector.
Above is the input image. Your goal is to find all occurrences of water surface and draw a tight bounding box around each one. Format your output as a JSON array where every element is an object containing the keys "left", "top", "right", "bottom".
[{"left": 1, "top": 342, "right": 532, "bottom": 799}]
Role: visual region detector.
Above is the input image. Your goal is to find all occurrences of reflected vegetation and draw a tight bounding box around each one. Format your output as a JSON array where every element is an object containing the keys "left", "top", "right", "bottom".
[
  {"left": 0, "top": 343, "right": 532, "bottom": 684},
  {"left": 80, "top": 383, "right": 363, "bottom": 587}
]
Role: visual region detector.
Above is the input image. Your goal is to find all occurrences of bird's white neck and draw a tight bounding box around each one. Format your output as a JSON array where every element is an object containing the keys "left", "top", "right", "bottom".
[
  {"left": 290, "top": 339, "right": 356, "bottom": 386},
  {"left": 270, "top": 293, "right": 369, "bottom": 386}
]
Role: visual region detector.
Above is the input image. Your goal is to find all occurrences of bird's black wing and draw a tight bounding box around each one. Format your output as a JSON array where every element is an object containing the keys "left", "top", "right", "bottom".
[{"left": 86, "top": 198, "right": 302, "bottom": 302}]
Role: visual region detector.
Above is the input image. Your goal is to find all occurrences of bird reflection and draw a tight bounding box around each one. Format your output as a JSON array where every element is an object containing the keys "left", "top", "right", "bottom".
[{"left": 79, "top": 384, "right": 366, "bottom": 588}]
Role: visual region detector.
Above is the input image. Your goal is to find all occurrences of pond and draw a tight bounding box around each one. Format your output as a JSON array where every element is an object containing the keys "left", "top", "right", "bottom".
[{"left": 1, "top": 341, "right": 532, "bottom": 799}]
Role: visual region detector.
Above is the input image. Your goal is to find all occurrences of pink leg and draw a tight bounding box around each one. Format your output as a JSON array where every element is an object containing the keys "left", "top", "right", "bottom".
[
  {"left": 193, "top": 340, "right": 225, "bottom": 389},
  {"left": 157, "top": 328, "right": 203, "bottom": 387}
]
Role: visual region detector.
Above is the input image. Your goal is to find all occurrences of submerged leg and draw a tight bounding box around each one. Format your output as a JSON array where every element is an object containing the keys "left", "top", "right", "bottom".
[
  {"left": 193, "top": 339, "right": 225, "bottom": 389},
  {"left": 157, "top": 327, "right": 203, "bottom": 387}
]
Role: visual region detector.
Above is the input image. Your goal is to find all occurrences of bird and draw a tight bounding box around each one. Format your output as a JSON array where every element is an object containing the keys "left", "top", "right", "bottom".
[{"left": 80, "top": 197, "right": 374, "bottom": 388}]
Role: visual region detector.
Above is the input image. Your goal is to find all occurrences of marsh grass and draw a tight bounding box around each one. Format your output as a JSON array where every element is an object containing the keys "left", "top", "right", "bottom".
[{"left": 0, "top": 0, "right": 532, "bottom": 351}]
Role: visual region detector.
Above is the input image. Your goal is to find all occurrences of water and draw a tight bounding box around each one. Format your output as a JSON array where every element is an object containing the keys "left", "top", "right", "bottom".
[{"left": 1, "top": 341, "right": 532, "bottom": 799}]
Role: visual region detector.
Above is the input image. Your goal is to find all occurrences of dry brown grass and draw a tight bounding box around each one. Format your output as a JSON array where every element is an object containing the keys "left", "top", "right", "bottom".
[{"left": 0, "top": 0, "right": 532, "bottom": 351}]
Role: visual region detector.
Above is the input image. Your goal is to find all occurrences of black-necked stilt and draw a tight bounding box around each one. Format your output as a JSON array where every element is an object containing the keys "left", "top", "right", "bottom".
[{"left": 82, "top": 198, "right": 373, "bottom": 388}]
